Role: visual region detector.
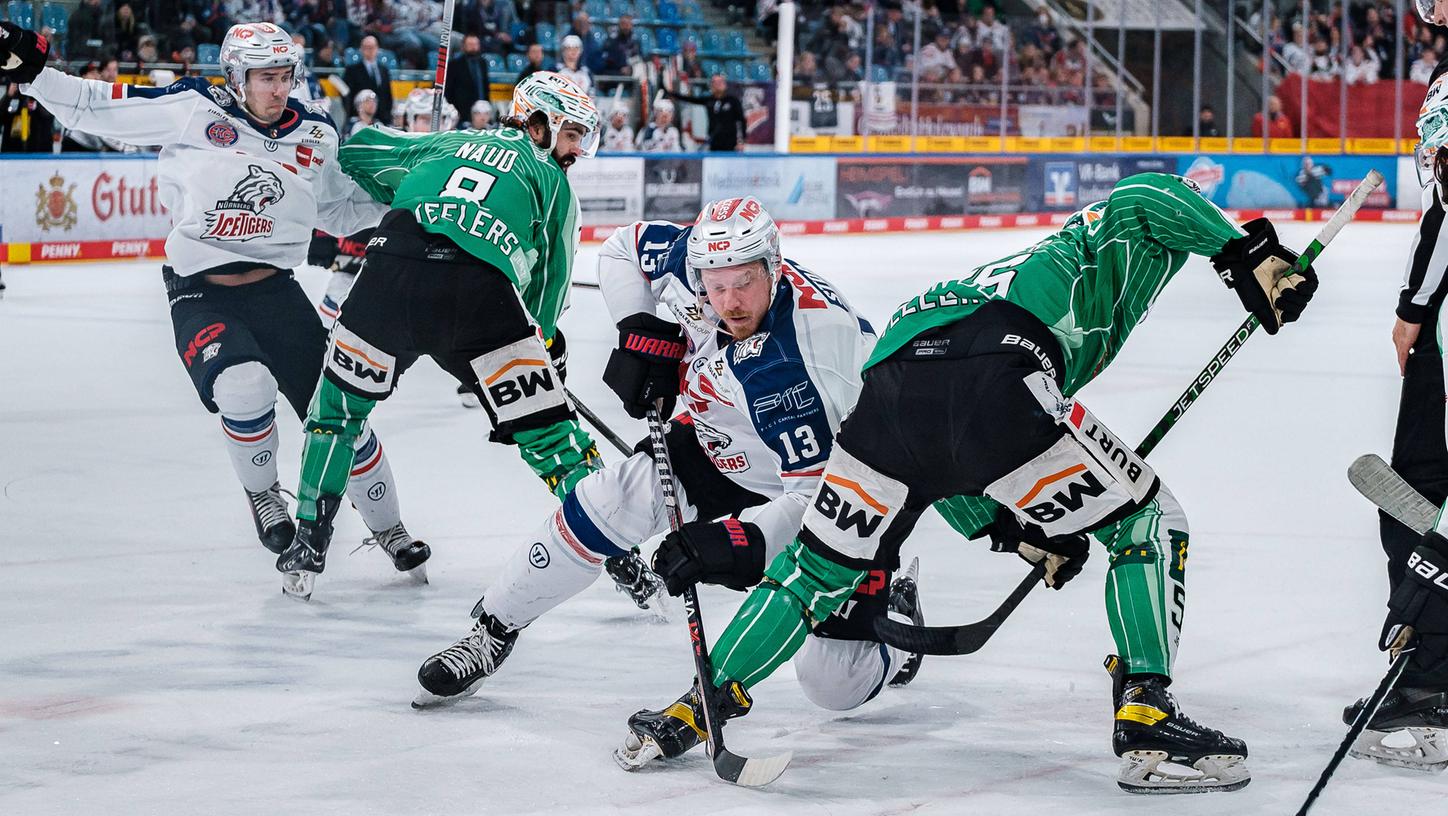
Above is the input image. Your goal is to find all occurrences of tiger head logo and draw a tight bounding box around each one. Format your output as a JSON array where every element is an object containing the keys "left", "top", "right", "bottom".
[{"left": 202, "top": 165, "right": 285, "bottom": 242}]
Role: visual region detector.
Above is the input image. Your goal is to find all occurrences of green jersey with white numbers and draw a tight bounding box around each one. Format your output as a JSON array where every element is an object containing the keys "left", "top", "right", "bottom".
[
  {"left": 865, "top": 173, "right": 1244, "bottom": 395},
  {"left": 867, "top": 173, "right": 1247, "bottom": 540},
  {"left": 338, "top": 125, "right": 579, "bottom": 338}
]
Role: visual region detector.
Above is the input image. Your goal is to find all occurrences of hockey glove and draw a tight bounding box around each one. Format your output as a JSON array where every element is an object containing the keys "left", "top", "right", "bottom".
[
  {"left": 986, "top": 507, "right": 1089, "bottom": 590},
  {"left": 307, "top": 230, "right": 342, "bottom": 268},
  {"left": 0, "top": 23, "right": 48, "bottom": 84},
  {"left": 652, "top": 518, "right": 766, "bottom": 596},
  {"left": 546, "top": 328, "right": 568, "bottom": 382},
  {"left": 603, "top": 313, "right": 685, "bottom": 419},
  {"left": 1381, "top": 530, "right": 1448, "bottom": 652},
  {"left": 1210, "top": 218, "right": 1318, "bottom": 335}
]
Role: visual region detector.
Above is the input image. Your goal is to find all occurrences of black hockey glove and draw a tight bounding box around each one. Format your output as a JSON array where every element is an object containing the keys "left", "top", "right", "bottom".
[
  {"left": 1210, "top": 217, "right": 1318, "bottom": 335},
  {"left": 652, "top": 518, "right": 766, "bottom": 596},
  {"left": 547, "top": 328, "right": 568, "bottom": 382},
  {"left": 0, "top": 23, "right": 49, "bottom": 84},
  {"left": 986, "top": 507, "right": 1089, "bottom": 590},
  {"left": 1381, "top": 530, "right": 1448, "bottom": 652},
  {"left": 603, "top": 313, "right": 685, "bottom": 419},
  {"left": 307, "top": 230, "right": 341, "bottom": 268}
]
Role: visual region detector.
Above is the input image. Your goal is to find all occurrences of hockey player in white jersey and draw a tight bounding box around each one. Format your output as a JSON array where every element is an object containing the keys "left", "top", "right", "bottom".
[
  {"left": 0, "top": 21, "right": 427, "bottom": 576},
  {"left": 411, "top": 197, "right": 925, "bottom": 715}
]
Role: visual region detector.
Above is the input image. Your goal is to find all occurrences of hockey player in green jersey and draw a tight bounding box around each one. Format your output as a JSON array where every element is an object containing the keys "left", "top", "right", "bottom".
[
  {"left": 276, "top": 72, "right": 604, "bottom": 600},
  {"left": 620, "top": 173, "right": 1319, "bottom": 793}
]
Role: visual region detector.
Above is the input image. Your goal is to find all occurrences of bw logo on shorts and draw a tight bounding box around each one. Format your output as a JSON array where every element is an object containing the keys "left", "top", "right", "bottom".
[
  {"left": 325, "top": 325, "right": 396, "bottom": 397},
  {"left": 472, "top": 336, "right": 567, "bottom": 425},
  {"left": 804, "top": 447, "right": 909, "bottom": 562}
]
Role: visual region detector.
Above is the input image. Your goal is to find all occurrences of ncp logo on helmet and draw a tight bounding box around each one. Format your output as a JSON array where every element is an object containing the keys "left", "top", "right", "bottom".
[
  {"left": 219, "top": 22, "right": 302, "bottom": 124},
  {"left": 686, "top": 196, "right": 782, "bottom": 340}
]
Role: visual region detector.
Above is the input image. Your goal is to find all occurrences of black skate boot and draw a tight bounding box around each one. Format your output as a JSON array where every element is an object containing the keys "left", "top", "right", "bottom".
[
  {"left": 605, "top": 549, "right": 666, "bottom": 611},
  {"left": 358, "top": 522, "right": 431, "bottom": 583},
  {"left": 1344, "top": 686, "right": 1448, "bottom": 771},
  {"left": 614, "top": 680, "right": 753, "bottom": 770},
  {"left": 412, "top": 600, "right": 521, "bottom": 708},
  {"left": 275, "top": 494, "right": 342, "bottom": 601},
  {"left": 887, "top": 557, "right": 925, "bottom": 688},
  {"left": 1106, "top": 655, "right": 1250, "bottom": 794},
  {"left": 245, "top": 482, "right": 295, "bottom": 555}
]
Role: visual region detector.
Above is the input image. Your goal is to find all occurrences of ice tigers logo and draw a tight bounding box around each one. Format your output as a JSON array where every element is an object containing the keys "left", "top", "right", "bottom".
[
  {"left": 694, "top": 419, "right": 749, "bottom": 473},
  {"left": 202, "top": 165, "right": 285, "bottom": 241}
]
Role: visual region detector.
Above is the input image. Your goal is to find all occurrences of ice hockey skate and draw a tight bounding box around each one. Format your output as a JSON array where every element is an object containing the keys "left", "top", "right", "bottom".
[
  {"left": 1106, "top": 656, "right": 1250, "bottom": 794},
  {"left": 604, "top": 550, "right": 666, "bottom": 611},
  {"left": 1344, "top": 686, "right": 1448, "bottom": 771},
  {"left": 245, "top": 482, "right": 295, "bottom": 555},
  {"left": 412, "top": 602, "right": 521, "bottom": 708},
  {"left": 614, "top": 680, "right": 752, "bottom": 771},
  {"left": 887, "top": 557, "right": 925, "bottom": 688},
  {"left": 276, "top": 495, "right": 341, "bottom": 601},
  {"left": 356, "top": 522, "right": 430, "bottom": 584}
]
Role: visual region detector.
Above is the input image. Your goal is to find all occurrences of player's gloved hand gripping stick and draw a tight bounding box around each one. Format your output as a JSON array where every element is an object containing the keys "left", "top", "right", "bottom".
[
  {"left": 643, "top": 401, "right": 792, "bottom": 787},
  {"left": 875, "top": 170, "right": 1386, "bottom": 657}
]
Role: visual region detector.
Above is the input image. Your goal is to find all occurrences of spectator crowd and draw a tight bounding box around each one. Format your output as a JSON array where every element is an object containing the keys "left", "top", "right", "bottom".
[{"left": 788, "top": 1, "right": 1114, "bottom": 108}]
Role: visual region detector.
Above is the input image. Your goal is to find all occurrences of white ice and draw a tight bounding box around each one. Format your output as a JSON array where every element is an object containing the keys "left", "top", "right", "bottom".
[{"left": 2, "top": 223, "right": 1444, "bottom": 815}]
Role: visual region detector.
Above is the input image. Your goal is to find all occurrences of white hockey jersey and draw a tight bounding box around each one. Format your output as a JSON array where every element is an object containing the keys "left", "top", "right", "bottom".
[
  {"left": 598, "top": 221, "right": 876, "bottom": 554},
  {"left": 634, "top": 123, "right": 682, "bottom": 152},
  {"left": 602, "top": 123, "right": 635, "bottom": 153},
  {"left": 22, "top": 68, "right": 387, "bottom": 277}
]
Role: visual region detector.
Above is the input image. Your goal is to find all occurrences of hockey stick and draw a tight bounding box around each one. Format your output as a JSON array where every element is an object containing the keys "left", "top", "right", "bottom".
[
  {"left": 872, "top": 562, "right": 1044, "bottom": 655},
  {"left": 1348, "top": 453, "right": 1438, "bottom": 535},
  {"left": 430, "top": 0, "right": 457, "bottom": 132},
  {"left": 1293, "top": 454, "right": 1428, "bottom": 814},
  {"left": 1295, "top": 633, "right": 1417, "bottom": 816},
  {"left": 1136, "top": 169, "right": 1384, "bottom": 457},
  {"left": 566, "top": 387, "right": 632, "bottom": 457},
  {"left": 873, "top": 171, "right": 1385, "bottom": 657},
  {"left": 645, "top": 402, "right": 792, "bottom": 787}
]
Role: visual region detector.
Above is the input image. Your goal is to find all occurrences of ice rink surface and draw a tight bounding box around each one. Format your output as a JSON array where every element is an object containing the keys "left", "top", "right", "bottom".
[{"left": 3, "top": 223, "right": 1445, "bottom": 815}]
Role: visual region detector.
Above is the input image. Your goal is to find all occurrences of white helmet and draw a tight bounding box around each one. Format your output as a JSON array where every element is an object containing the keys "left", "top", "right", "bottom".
[
  {"left": 403, "top": 88, "right": 457, "bottom": 131},
  {"left": 686, "top": 196, "right": 782, "bottom": 303},
  {"left": 1416, "top": 0, "right": 1437, "bottom": 23},
  {"left": 653, "top": 98, "right": 675, "bottom": 115},
  {"left": 511, "top": 71, "right": 601, "bottom": 157},
  {"left": 1417, "top": 79, "right": 1448, "bottom": 202},
  {"left": 219, "top": 22, "right": 302, "bottom": 102}
]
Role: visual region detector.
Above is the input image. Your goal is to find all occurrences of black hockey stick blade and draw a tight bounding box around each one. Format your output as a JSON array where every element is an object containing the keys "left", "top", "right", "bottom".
[
  {"left": 872, "top": 562, "right": 1045, "bottom": 655},
  {"left": 713, "top": 744, "right": 793, "bottom": 788},
  {"left": 1294, "top": 640, "right": 1415, "bottom": 816},
  {"left": 1347, "top": 453, "right": 1437, "bottom": 535}
]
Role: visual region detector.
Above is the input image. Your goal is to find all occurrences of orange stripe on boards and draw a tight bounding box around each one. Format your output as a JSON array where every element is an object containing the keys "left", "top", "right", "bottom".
[{"left": 1015, "top": 464, "right": 1087, "bottom": 508}]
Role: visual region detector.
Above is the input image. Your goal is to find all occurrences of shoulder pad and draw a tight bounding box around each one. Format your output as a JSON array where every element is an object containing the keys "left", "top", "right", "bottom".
[{"left": 127, "top": 76, "right": 218, "bottom": 101}]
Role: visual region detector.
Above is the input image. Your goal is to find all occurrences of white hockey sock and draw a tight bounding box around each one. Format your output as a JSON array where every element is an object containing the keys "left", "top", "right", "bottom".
[
  {"left": 482, "top": 508, "right": 604, "bottom": 630},
  {"left": 212, "top": 361, "right": 282, "bottom": 494},
  {"left": 220, "top": 410, "right": 280, "bottom": 493},
  {"left": 345, "top": 428, "right": 401, "bottom": 532}
]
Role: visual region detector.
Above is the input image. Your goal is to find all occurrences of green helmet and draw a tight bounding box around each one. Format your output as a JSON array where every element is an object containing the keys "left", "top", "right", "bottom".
[{"left": 510, "top": 71, "right": 601, "bottom": 158}]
